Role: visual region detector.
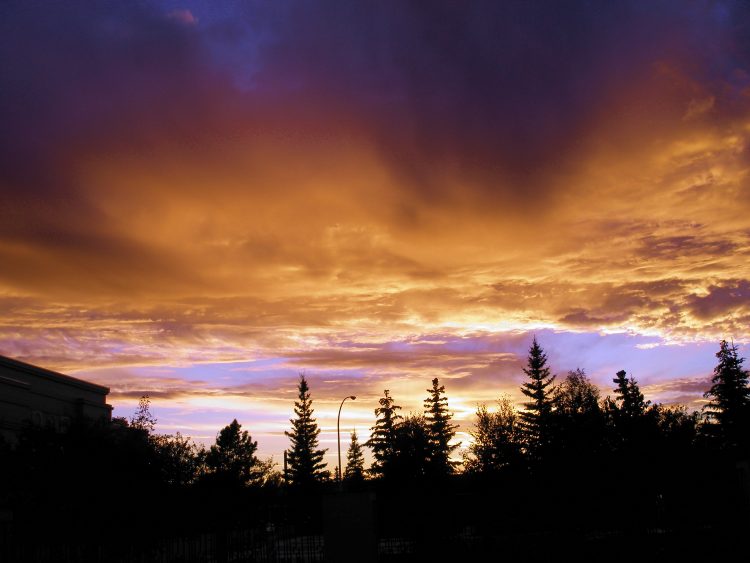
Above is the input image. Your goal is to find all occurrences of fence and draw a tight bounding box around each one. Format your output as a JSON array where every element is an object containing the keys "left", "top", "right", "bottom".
[{"left": 1, "top": 524, "right": 325, "bottom": 563}]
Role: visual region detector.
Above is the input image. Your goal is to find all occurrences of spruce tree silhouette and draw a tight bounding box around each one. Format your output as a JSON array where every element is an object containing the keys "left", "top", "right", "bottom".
[
  {"left": 206, "top": 419, "right": 261, "bottom": 486},
  {"left": 424, "top": 378, "right": 459, "bottom": 477},
  {"left": 285, "top": 374, "right": 328, "bottom": 487},
  {"left": 604, "top": 369, "right": 655, "bottom": 450},
  {"left": 366, "top": 389, "right": 402, "bottom": 479},
  {"left": 703, "top": 340, "right": 750, "bottom": 454},
  {"left": 611, "top": 369, "right": 649, "bottom": 418},
  {"left": 519, "top": 337, "right": 556, "bottom": 462},
  {"left": 344, "top": 430, "right": 366, "bottom": 482}
]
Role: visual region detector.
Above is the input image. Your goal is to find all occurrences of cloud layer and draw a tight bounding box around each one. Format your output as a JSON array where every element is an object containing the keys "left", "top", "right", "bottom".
[{"left": 1, "top": 1, "right": 749, "bottom": 458}]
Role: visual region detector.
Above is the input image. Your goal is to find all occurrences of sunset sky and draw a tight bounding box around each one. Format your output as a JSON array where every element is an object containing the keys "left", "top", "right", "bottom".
[{"left": 2, "top": 1, "right": 750, "bottom": 467}]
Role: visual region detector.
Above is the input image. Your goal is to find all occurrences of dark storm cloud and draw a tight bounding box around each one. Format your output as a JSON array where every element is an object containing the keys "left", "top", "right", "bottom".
[
  {"left": 5, "top": 1, "right": 749, "bottom": 211},
  {"left": 0, "top": 1, "right": 215, "bottom": 290},
  {"left": 241, "top": 0, "right": 750, "bottom": 205},
  {"left": 0, "top": 1, "right": 207, "bottom": 187}
]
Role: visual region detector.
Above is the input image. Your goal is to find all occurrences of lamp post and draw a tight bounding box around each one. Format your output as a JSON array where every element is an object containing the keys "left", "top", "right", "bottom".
[{"left": 337, "top": 395, "right": 356, "bottom": 482}]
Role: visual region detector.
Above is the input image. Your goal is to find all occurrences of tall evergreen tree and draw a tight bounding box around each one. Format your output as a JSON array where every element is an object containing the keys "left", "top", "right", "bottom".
[
  {"left": 205, "top": 419, "right": 261, "bottom": 486},
  {"left": 285, "top": 374, "right": 328, "bottom": 487},
  {"left": 703, "top": 340, "right": 750, "bottom": 453},
  {"left": 519, "top": 337, "right": 556, "bottom": 459},
  {"left": 366, "top": 389, "right": 402, "bottom": 478},
  {"left": 423, "top": 378, "right": 459, "bottom": 477},
  {"left": 344, "top": 430, "right": 366, "bottom": 482}
]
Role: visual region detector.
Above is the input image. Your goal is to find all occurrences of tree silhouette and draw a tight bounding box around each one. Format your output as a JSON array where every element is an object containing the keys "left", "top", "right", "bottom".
[
  {"left": 366, "top": 389, "right": 402, "bottom": 479},
  {"left": 519, "top": 337, "right": 556, "bottom": 461},
  {"left": 285, "top": 374, "right": 328, "bottom": 487},
  {"left": 464, "top": 395, "right": 523, "bottom": 474},
  {"left": 130, "top": 395, "right": 157, "bottom": 434},
  {"left": 344, "top": 430, "right": 366, "bottom": 482},
  {"left": 391, "top": 414, "right": 431, "bottom": 481},
  {"left": 152, "top": 432, "right": 200, "bottom": 487},
  {"left": 655, "top": 404, "right": 700, "bottom": 449},
  {"left": 603, "top": 369, "right": 657, "bottom": 450},
  {"left": 424, "top": 378, "right": 459, "bottom": 477},
  {"left": 703, "top": 340, "right": 750, "bottom": 454},
  {"left": 548, "top": 369, "right": 609, "bottom": 497},
  {"left": 554, "top": 368, "right": 601, "bottom": 417},
  {"left": 610, "top": 369, "right": 649, "bottom": 419},
  {"left": 552, "top": 369, "right": 606, "bottom": 453},
  {"left": 205, "top": 419, "right": 261, "bottom": 486}
]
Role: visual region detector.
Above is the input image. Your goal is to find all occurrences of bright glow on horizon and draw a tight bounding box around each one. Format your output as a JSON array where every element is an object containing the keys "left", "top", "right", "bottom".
[{"left": 2, "top": 1, "right": 750, "bottom": 469}]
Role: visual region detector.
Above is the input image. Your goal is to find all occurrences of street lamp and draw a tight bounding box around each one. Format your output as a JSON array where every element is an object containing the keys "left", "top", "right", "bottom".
[{"left": 337, "top": 395, "right": 356, "bottom": 482}]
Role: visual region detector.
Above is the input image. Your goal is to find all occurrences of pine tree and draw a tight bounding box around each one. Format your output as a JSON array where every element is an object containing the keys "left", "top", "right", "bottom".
[
  {"left": 366, "top": 389, "right": 402, "bottom": 479},
  {"left": 703, "top": 340, "right": 750, "bottom": 453},
  {"left": 285, "top": 374, "right": 328, "bottom": 487},
  {"left": 519, "top": 337, "right": 556, "bottom": 460},
  {"left": 423, "top": 378, "right": 459, "bottom": 477},
  {"left": 205, "top": 419, "right": 261, "bottom": 486},
  {"left": 344, "top": 430, "right": 365, "bottom": 481}
]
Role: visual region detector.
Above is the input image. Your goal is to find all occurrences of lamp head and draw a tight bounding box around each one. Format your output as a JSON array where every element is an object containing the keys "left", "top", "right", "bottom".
[{"left": 349, "top": 395, "right": 357, "bottom": 400}]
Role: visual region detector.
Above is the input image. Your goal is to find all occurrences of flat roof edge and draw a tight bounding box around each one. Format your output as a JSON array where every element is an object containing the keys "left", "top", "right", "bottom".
[{"left": 0, "top": 355, "right": 110, "bottom": 395}]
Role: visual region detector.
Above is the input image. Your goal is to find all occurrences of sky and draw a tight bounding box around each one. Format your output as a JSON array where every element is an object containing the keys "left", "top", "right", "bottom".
[{"left": 1, "top": 1, "right": 750, "bottom": 467}]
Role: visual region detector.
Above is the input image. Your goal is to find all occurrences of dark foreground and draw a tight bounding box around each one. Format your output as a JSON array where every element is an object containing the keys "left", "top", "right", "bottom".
[{"left": 2, "top": 483, "right": 748, "bottom": 563}]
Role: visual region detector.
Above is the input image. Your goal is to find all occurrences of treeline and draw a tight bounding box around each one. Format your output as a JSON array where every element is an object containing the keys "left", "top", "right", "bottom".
[
  {"left": 1, "top": 337, "right": 749, "bottom": 556},
  {"left": 2, "top": 337, "right": 749, "bottom": 492},
  {"left": 320, "top": 337, "right": 749, "bottom": 484},
  {"left": 280, "top": 336, "right": 750, "bottom": 486}
]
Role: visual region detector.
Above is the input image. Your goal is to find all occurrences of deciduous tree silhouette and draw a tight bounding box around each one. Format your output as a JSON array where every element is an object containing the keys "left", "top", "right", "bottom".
[
  {"left": 703, "top": 340, "right": 750, "bottom": 454},
  {"left": 554, "top": 368, "right": 601, "bottom": 417},
  {"left": 130, "top": 395, "right": 157, "bottom": 434},
  {"left": 344, "top": 430, "right": 366, "bottom": 482},
  {"left": 205, "top": 419, "right": 261, "bottom": 486},
  {"left": 391, "top": 414, "right": 431, "bottom": 481},
  {"left": 152, "top": 432, "right": 201, "bottom": 487},
  {"left": 464, "top": 395, "right": 523, "bottom": 474},
  {"left": 366, "top": 389, "right": 402, "bottom": 479},
  {"left": 551, "top": 369, "right": 606, "bottom": 455},
  {"left": 285, "top": 374, "right": 328, "bottom": 487},
  {"left": 519, "top": 337, "right": 556, "bottom": 461},
  {"left": 424, "top": 378, "right": 459, "bottom": 477}
]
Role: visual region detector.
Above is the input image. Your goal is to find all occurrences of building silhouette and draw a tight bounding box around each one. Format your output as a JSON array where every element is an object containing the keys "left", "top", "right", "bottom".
[{"left": 0, "top": 355, "right": 111, "bottom": 444}]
